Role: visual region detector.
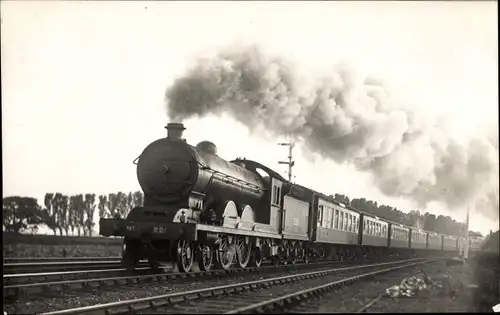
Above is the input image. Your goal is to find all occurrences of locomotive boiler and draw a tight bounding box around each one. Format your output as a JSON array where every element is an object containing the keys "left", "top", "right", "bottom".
[{"left": 133, "top": 122, "right": 268, "bottom": 225}]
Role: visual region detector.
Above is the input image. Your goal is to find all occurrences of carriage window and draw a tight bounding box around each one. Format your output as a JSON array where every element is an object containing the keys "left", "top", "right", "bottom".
[
  {"left": 339, "top": 212, "right": 344, "bottom": 230},
  {"left": 347, "top": 214, "right": 352, "bottom": 232},
  {"left": 343, "top": 213, "right": 348, "bottom": 231},
  {"left": 327, "top": 207, "right": 333, "bottom": 228},
  {"left": 330, "top": 208, "right": 334, "bottom": 228},
  {"left": 353, "top": 217, "right": 357, "bottom": 233},
  {"left": 334, "top": 209, "right": 339, "bottom": 229},
  {"left": 317, "top": 205, "right": 323, "bottom": 226},
  {"left": 322, "top": 206, "right": 328, "bottom": 227}
]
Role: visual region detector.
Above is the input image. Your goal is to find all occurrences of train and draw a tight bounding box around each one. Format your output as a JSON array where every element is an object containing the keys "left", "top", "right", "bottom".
[{"left": 99, "top": 122, "right": 483, "bottom": 272}]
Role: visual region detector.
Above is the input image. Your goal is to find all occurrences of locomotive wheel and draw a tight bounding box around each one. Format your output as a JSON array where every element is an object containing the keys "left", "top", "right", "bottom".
[
  {"left": 236, "top": 237, "right": 251, "bottom": 269},
  {"left": 217, "top": 238, "right": 235, "bottom": 270},
  {"left": 176, "top": 240, "right": 194, "bottom": 273},
  {"left": 249, "top": 247, "right": 263, "bottom": 267},
  {"left": 197, "top": 244, "right": 213, "bottom": 271}
]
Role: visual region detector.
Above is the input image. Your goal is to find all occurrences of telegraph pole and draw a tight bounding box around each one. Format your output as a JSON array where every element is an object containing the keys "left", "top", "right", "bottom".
[
  {"left": 278, "top": 141, "right": 295, "bottom": 182},
  {"left": 464, "top": 204, "right": 471, "bottom": 260}
]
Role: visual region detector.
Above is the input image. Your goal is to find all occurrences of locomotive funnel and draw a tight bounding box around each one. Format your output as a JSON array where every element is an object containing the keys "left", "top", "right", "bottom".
[{"left": 165, "top": 122, "right": 186, "bottom": 140}]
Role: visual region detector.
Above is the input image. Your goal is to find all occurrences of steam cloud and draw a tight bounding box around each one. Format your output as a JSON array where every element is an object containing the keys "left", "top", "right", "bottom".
[{"left": 165, "top": 45, "right": 499, "bottom": 220}]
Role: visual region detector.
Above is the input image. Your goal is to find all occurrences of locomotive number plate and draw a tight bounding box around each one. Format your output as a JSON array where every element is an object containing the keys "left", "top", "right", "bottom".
[
  {"left": 126, "top": 225, "right": 136, "bottom": 232},
  {"left": 153, "top": 226, "right": 167, "bottom": 234},
  {"left": 293, "top": 218, "right": 299, "bottom": 226}
]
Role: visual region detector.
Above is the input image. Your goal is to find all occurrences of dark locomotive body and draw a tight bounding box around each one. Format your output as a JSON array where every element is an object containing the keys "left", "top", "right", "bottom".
[
  {"left": 135, "top": 126, "right": 267, "bottom": 225},
  {"left": 100, "top": 122, "right": 477, "bottom": 272}
]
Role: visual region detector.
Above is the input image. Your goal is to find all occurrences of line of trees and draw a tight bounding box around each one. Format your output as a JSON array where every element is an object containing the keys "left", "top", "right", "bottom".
[
  {"left": 3, "top": 192, "right": 143, "bottom": 236},
  {"left": 2, "top": 191, "right": 484, "bottom": 237}
]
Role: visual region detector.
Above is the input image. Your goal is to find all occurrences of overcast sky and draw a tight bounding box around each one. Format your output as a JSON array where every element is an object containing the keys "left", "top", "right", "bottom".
[{"left": 2, "top": 1, "right": 498, "bottom": 235}]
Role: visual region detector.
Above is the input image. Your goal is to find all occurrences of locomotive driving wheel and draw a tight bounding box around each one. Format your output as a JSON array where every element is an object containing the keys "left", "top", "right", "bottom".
[
  {"left": 236, "top": 237, "right": 251, "bottom": 269},
  {"left": 197, "top": 244, "right": 213, "bottom": 271},
  {"left": 176, "top": 240, "right": 194, "bottom": 273},
  {"left": 217, "top": 237, "right": 235, "bottom": 270}
]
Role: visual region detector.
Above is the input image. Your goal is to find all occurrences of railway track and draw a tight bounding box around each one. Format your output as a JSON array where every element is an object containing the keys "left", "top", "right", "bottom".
[
  {"left": 4, "top": 257, "right": 122, "bottom": 263},
  {"left": 3, "top": 260, "right": 149, "bottom": 274},
  {"left": 4, "top": 263, "right": 157, "bottom": 286},
  {"left": 33, "top": 258, "right": 435, "bottom": 315},
  {"left": 4, "top": 257, "right": 386, "bottom": 304}
]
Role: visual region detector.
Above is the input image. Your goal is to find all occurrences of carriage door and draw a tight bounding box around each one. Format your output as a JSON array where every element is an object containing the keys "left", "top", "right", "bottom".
[{"left": 270, "top": 178, "right": 283, "bottom": 232}]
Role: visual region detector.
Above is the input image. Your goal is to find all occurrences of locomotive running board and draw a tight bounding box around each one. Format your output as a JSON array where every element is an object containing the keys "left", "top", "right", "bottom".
[{"left": 197, "top": 224, "right": 282, "bottom": 239}]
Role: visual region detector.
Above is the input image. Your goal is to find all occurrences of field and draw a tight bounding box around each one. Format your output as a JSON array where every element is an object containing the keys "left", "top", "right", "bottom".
[{"left": 3, "top": 233, "right": 123, "bottom": 258}]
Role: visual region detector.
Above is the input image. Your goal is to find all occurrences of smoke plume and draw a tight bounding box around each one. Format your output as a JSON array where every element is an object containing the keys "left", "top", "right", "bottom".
[{"left": 165, "top": 45, "right": 499, "bottom": 220}]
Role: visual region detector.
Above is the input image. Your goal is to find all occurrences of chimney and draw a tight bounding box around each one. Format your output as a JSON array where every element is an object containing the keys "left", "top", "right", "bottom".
[{"left": 165, "top": 122, "right": 186, "bottom": 140}]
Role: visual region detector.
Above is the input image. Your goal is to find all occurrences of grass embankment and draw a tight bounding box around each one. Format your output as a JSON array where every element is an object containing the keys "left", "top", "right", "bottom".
[{"left": 3, "top": 233, "right": 123, "bottom": 258}]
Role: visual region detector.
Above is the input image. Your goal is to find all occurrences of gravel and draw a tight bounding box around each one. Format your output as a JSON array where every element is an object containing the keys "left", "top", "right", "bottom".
[{"left": 286, "top": 259, "right": 477, "bottom": 313}]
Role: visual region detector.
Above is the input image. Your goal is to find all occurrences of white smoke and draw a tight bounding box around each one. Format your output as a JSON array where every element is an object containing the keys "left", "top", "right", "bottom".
[{"left": 165, "top": 45, "right": 499, "bottom": 220}]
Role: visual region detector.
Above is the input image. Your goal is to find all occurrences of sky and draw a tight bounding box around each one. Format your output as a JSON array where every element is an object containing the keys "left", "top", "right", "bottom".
[{"left": 2, "top": 1, "right": 498, "bottom": 235}]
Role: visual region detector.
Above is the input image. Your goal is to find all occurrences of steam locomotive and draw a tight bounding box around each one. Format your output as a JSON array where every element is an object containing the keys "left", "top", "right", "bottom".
[{"left": 99, "top": 122, "right": 480, "bottom": 272}]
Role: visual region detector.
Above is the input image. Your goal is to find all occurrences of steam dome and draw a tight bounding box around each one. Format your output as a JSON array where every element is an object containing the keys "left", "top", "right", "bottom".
[{"left": 196, "top": 141, "right": 218, "bottom": 155}]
